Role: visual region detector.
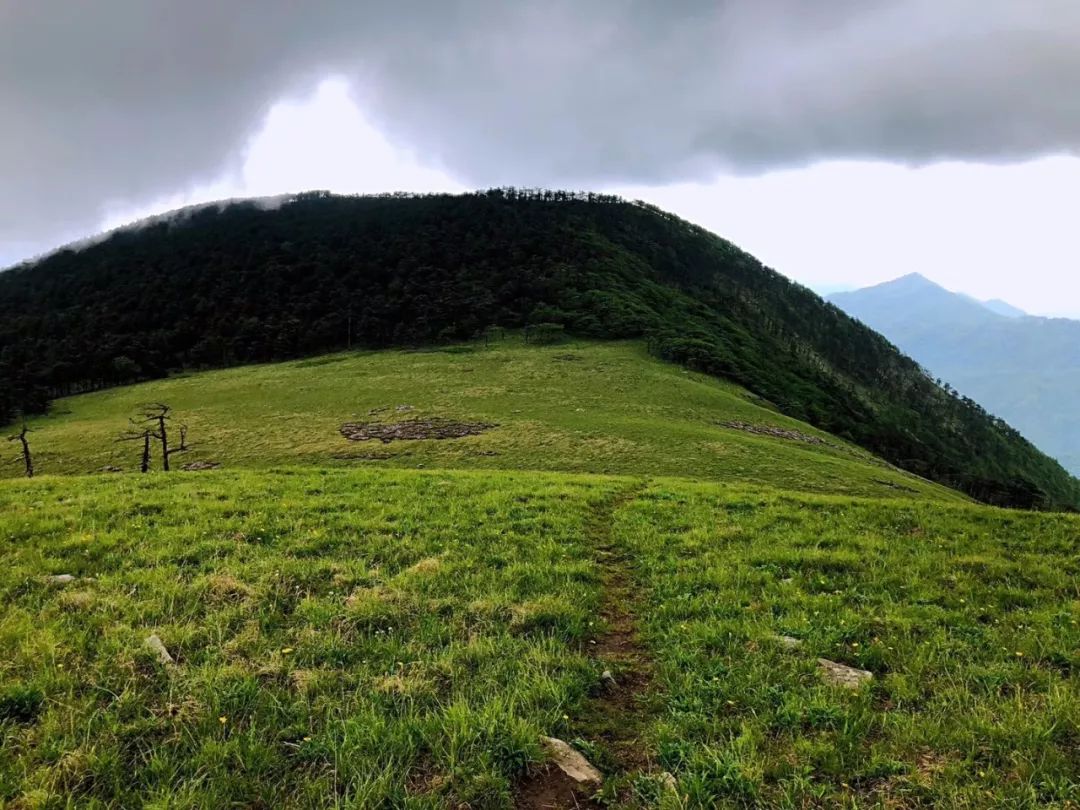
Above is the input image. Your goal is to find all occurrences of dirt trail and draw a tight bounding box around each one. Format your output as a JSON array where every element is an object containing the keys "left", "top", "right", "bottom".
[{"left": 516, "top": 483, "right": 655, "bottom": 809}]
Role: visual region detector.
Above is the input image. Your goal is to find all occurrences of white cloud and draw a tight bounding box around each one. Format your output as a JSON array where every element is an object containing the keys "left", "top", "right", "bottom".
[{"left": 97, "top": 77, "right": 463, "bottom": 233}]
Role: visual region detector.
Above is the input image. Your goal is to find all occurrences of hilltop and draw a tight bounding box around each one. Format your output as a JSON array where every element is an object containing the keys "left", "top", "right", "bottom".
[
  {"left": 1, "top": 190, "right": 1076, "bottom": 508},
  {"left": 831, "top": 274, "right": 1080, "bottom": 476}
]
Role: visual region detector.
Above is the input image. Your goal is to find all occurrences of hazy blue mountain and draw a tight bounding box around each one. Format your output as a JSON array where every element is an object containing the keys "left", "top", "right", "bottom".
[
  {"left": 830, "top": 274, "right": 1080, "bottom": 475},
  {"left": 981, "top": 298, "right": 1027, "bottom": 318}
]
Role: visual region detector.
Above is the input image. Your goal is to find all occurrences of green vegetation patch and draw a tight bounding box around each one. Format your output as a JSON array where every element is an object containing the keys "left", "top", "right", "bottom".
[
  {"left": 8, "top": 339, "right": 956, "bottom": 504},
  {"left": 0, "top": 468, "right": 621, "bottom": 808},
  {"left": 618, "top": 482, "right": 1080, "bottom": 807},
  {"left": 0, "top": 466, "right": 1076, "bottom": 807}
]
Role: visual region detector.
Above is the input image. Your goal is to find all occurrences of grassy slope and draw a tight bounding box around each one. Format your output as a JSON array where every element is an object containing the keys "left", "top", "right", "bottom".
[
  {"left": 620, "top": 482, "right": 1080, "bottom": 808},
  {"left": 2, "top": 341, "right": 1077, "bottom": 808},
  {"left": 0, "top": 469, "right": 617, "bottom": 807},
  {"left": 7, "top": 339, "right": 955, "bottom": 503},
  {"left": 1, "top": 471, "right": 1076, "bottom": 808}
]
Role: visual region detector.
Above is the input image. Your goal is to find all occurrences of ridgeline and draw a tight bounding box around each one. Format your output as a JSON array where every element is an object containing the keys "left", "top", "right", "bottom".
[{"left": 1, "top": 189, "right": 1076, "bottom": 509}]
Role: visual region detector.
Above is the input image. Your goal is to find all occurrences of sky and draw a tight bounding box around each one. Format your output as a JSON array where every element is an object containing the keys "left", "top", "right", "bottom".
[{"left": 2, "top": 1, "right": 1079, "bottom": 316}]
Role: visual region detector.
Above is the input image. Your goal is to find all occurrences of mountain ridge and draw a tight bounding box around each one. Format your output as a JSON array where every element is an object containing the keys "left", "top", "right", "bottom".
[
  {"left": 830, "top": 274, "right": 1080, "bottom": 477},
  {"left": 1, "top": 189, "right": 1076, "bottom": 509}
]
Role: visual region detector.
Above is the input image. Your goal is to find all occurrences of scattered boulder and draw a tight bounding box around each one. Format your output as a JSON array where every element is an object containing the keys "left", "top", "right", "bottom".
[
  {"left": 775, "top": 635, "right": 804, "bottom": 650},
  {"left": 540, "top": 736, "right": 603, "bottom": 788},
  {"left": 181, "top": 461, "right": 220, "bottom": 471},
  {"left": 719, "top": 420, "right": 829, "bottom": 446},
  {"left": 818, "top": 658, "right": 872, "bottom": 689},
  {"left": 145, "top": 634, "right": 175, "bottom": 666},
  {"left": 47, "top": 574, "right": 76, "bottom": 585},
  {"left": 600, "top": 669, "right": 618, "bottom": 689},
  {"left": 330, "top": 451, "right": 394, "bottom": 461},
  {"left": 873, "top": 478, "right": 919, "bottom": 494},
  {"left": 340, "top": 418, "right": 496, "bottom": 443}
]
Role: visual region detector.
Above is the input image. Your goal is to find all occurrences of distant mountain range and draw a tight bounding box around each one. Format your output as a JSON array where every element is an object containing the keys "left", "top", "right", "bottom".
[{"left": 830, "top": 273, "right": 1080, "bottom": 476}]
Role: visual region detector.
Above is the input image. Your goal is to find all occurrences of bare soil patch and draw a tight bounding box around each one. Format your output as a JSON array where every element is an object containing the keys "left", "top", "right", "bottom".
[
  {"left": 517, "top": 765, "right": 603, "bottom": 810},
  {"left": 340, "top": 419, "right": 496, "bottom": 443},
  {"left": 516, "top": 485, "right": 654, "bottom": 809}
]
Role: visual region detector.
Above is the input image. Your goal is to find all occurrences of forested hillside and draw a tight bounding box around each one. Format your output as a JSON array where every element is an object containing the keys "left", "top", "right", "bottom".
[{"left": 1, "top": 190, "right": 1077, "bottom": 509}]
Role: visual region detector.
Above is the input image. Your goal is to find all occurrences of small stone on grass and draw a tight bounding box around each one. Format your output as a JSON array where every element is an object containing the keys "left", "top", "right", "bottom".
[
  {"left": 145, "top": 634, "right": 175, "bottom": 666},
  {"left": 540, "top": 736, "right": 602, "bottom": 787},
  {"left": 818, "top": 657, "right": 872, "bottom": 689}
]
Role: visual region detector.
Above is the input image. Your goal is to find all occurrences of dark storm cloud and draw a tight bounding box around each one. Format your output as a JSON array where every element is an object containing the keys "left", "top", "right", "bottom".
[{"left": 3, "top": 0, "right": 1079, "bottom": 254}]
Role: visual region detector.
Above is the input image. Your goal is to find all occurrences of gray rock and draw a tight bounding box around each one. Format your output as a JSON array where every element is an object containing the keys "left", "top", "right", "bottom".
[
  {"left": 181, "top": 460, "right": 221, "bottom": 471},
  {"left": 540, "top": 736, "right": 602, "bottom": 787},
  {"left": 600, "top": 669, "right": 617, "bottom": 688},
  {"left": 775, "top": 635, "right": 803, "bottom": 650},
  {"left": 47, "top": 574, "right": 76, "bottom": 585},
  {"left": 145, "top": 634, "right": 175, "bottom": 666},
  {"left": 817, "top": 658, "right": 872, "bottom": 689}
]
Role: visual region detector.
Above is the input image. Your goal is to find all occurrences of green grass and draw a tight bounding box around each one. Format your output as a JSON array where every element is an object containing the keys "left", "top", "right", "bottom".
[
  {"left": 618, "top": 482, "right": 1080, "bottom": 808},
  {"left": 1, "top": 339, "right": 1075, "bottom": 807},
  {"left": 0, "top": 468, "right": 623, "bottom": 807},
  {"left": 8, "top": 339, "right": 957, "bottom": 502}
]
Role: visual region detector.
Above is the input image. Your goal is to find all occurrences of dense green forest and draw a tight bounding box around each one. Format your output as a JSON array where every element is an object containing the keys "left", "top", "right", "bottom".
[{"left": 1, "top": 189, "right": 1077, "bottom": 509}]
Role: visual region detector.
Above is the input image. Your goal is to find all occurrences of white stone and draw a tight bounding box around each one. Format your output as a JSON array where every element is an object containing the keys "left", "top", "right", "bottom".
[
  {"left": 817, "top": 658, "right": 872, "bottom": 689},
  {"left": 145, "top": 634, "right": 175, "bottom": 666},
  {"left": 540, "top": 736, "right": 603, "bottom": 787}
]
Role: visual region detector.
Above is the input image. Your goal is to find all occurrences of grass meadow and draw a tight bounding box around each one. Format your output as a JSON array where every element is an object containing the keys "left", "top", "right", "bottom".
[
  {"left": 619, "top": 482, "right": 1080, "bottom": 808},
  {"left": 0, "top": 339, "right": 1075, "bottom": 807},
  {"left": 8, "top": 340, "right": 955, "bottom": 503},
  {"left": 0, "top": 469, "right": 621, "bottom": 807},
  {"left": 0, "top": 468, "right": 1076, "bottom": 807}
]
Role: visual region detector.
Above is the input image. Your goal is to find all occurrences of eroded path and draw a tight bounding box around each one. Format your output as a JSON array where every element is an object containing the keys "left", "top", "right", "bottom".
[{"left": 516, "top": 483, "right": 656, "bottom": 809}]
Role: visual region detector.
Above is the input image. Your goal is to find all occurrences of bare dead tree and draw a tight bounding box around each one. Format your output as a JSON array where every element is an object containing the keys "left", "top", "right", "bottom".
[
  {"left": 117, "top": 419, "right": 153, "bottom": 472},
  {"left": 7, "top": 424, "right": 33, "bottom": 478},
  {"left": 143, "top": 403, "right": 172, "bottom": 471},
  {"left": 167, "top": 424, "right": 191, "bottom": 466},
  {"left": 140, "top": 404, "right": 191, "bottom": 471},
  {"left": 139, "top": 430, "right": 152, "bottom": 472}
]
